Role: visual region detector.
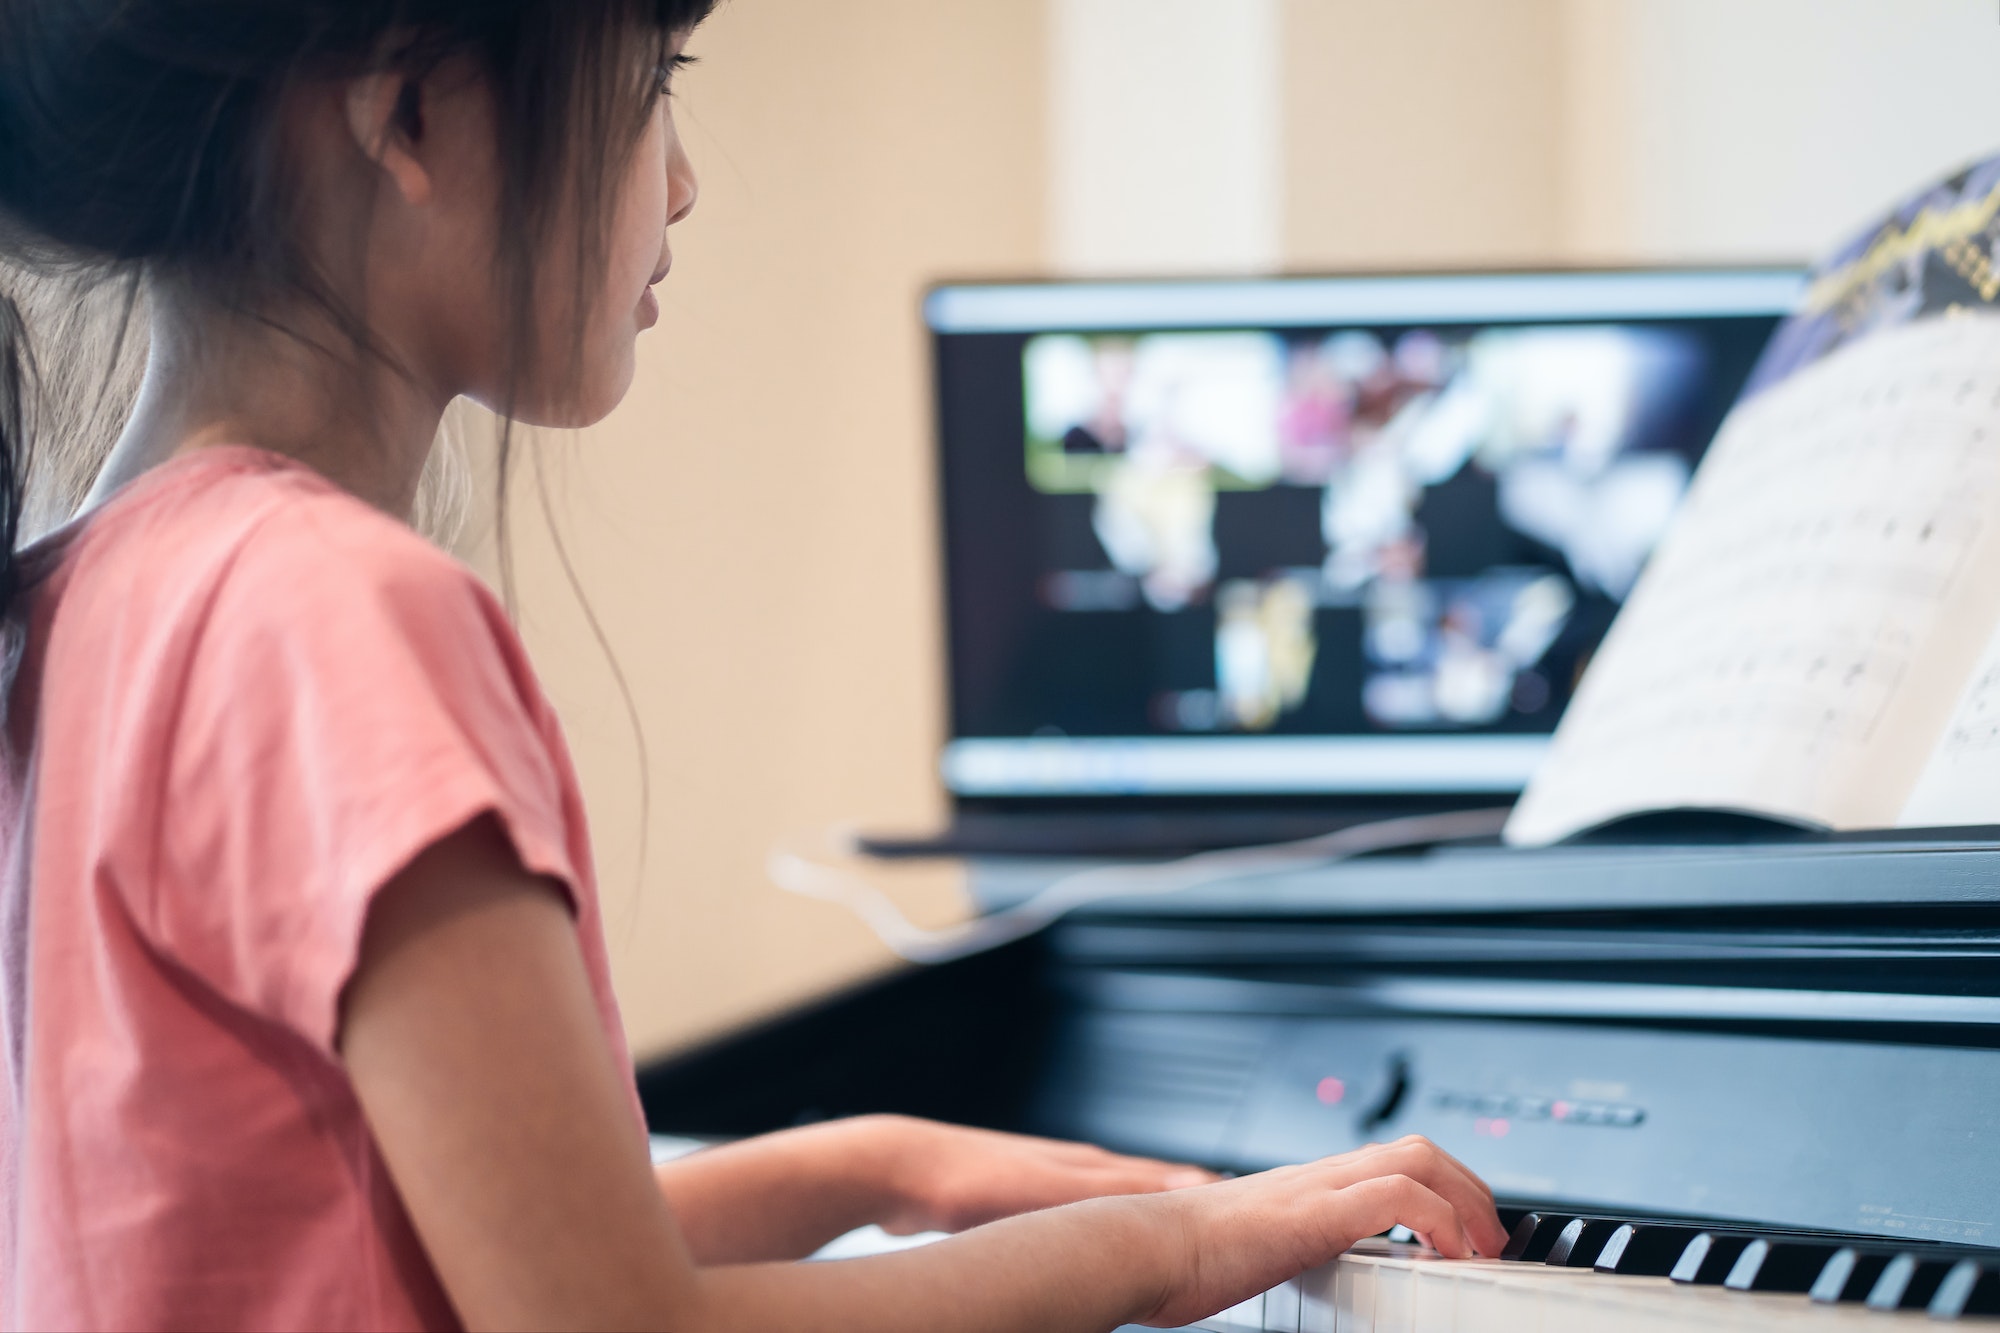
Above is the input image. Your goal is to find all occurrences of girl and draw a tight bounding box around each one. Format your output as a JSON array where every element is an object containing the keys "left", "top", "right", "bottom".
[{"left": 0, "top": 2, "right": 1507, "bottom": 1329}]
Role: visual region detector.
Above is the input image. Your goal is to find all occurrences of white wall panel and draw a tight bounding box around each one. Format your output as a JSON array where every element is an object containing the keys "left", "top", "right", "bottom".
[{"left": 1049, "top": 0, "right": 1282, "bottom": 274}]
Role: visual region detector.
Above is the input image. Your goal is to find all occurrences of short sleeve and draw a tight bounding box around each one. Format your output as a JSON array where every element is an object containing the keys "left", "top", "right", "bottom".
[{"left": 148, "top": 492, "right": 578, "bottom": 1055}]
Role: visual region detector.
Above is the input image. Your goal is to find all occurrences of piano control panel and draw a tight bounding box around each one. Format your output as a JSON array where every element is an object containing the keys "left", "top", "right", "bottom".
[{"left": 1034, "top": 977, "right": 2000, "bottom": 1247}]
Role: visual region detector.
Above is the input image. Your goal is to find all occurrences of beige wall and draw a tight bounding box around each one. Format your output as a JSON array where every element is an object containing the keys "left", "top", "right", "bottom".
[
  {"left": 1283, "top": 0, "right": 2000, "bottom": 270},
  {"left": 1559, "top": 0, "right": 2000, "bottom": 263},
  {"left": 503, "top": 0, "right": 1045, "bottom": 1060},
  {"left": 1282, "top": 0, "right": 1568, "bottom": 269}
]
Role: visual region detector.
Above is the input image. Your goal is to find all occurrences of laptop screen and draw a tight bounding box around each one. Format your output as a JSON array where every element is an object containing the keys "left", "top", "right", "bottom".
[{"left": 928, "top": 269, "right": 1802, "bottom": 799}]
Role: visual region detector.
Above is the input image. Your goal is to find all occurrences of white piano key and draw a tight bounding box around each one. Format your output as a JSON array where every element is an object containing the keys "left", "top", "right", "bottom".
[
  {"left": 1297, "top": 1262, "right": 1337, "bottom": 1333},
  {"left": 1310, "top": 1245, "right": 1928, "bottom": 1333},
  {"left": 1333, "top": 1250, "right": 1374, "bottom": 1330},
  {"left": 1264, "top": 1278, "right": 1302, "bottom": 1333},
  {"left": 1370, "top": 1262, "right": 1414, "bottom": 1332},
  {"left": 1407, "top": 1262, "right": 1462, "bottom": 1331}
]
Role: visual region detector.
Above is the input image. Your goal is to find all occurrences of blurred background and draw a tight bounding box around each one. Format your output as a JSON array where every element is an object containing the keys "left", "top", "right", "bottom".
[{"left": 492, "top": 0, "right": 2000, "bottom": 1061}]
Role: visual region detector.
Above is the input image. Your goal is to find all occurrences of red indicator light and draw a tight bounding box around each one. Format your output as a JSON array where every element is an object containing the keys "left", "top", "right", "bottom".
[
  {"left": 1491, "top": 1118, "right": 1511, "bottom": 1138},
  {"left": 1316, "top": 1077, "right": 1346, "bottom": 1106},
  {"left": 1552, "top": 1100, "right": 1571, "bottom": 1120}
]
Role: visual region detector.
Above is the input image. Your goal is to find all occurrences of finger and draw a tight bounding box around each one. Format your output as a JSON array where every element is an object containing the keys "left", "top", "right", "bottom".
[
  {"left": 1327, "top": 1175, "right": 1473, "bottom": 1259},
  {"left": 1089, "top": 1145, "right": 1220, "bottom": 1183},
  {"left": 1369, "top": 1140, "right": 1505, "bottom": 1256},
  {"left": 1383, "top": 1134, "right": 1496, "bottom": 1207},
  {"left": 1342, "top": 1137, "right": 1496, "bottom": 1217},
  {"left": 1322, "top": 1140, "right": 1506, "bottom": 1256}
]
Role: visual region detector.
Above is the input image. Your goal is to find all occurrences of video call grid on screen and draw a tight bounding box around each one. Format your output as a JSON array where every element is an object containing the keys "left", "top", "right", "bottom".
[{"left": 927, "top": 270, "right": 1804, "bottom": 799}]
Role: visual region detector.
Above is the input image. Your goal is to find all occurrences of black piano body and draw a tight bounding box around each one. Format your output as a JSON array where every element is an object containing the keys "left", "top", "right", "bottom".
[{"left": 638, "top": 829, "right": 2000, "bottom": 1316}]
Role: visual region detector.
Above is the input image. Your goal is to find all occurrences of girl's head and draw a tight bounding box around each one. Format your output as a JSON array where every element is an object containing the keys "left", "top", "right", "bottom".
[{"left": 0, "top": 0, "right": 714, "bottom": 596}]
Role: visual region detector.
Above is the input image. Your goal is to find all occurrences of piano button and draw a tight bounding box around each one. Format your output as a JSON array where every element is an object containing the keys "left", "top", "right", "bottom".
[
  {"left": 1544, "top": 1217, "right": 1620, "bottom": 1268},
  {"left": 1721, "top": 1237, "right": 1841, "bottom": 1292},
  {"left": 1866, "top": 1252, "right": 1954, "bottom": 1310},
  {"left": 1500, "top": 1211, "right": 1574, "bottom": 1262},
  {"left": 1808, "top": 1247, "right": 1891, "bottom": 1303},
  {"left": 1594, "top": 1223, "right": 1703, "bottom": 1277},
  {"left": 1929, "top": 1259, "right": 2000, "bottom": 1318},
  {"left": 1668, "top": 1231, "right": 1753, "bottom": 1284}
]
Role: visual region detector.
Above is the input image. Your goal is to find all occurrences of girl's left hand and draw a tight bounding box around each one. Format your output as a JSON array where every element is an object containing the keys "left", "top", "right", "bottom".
[{"left": 869, "top": 1116, "right": 1219, "bottom": 1235}]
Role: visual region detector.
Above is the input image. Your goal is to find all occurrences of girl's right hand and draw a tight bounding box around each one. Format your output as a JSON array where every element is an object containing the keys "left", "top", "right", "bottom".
[{"left": 1132, "top": 1134, "right": 1509, "bottom": 1330}]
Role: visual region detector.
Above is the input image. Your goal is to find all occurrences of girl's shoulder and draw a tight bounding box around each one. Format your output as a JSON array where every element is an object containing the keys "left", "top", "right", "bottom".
[
  {"left": 31, "top": 445, "right": 537, "bottom": 747},
  {"left": 75, "top": 444, "right": 466, "bottom": 577},
  {"left": 50, "top": 444, "right": 502, "bottom": 637}
]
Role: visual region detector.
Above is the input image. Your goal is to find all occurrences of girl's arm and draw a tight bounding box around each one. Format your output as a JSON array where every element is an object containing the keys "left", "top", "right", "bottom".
[
  {"left": 653, "top": 1116, "right": 1216, "bottom": 1264},
  {"left": 341, "top": 817, "right": 1507, "bottom": 1332}
]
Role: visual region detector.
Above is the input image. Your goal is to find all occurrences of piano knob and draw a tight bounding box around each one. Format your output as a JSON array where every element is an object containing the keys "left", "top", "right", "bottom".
[
  {"left": 1722, "top": 1237, "right": 1841, "bottom": 1292},
  {"left": 1668, "top": 1231, "right": 1754, "bottom": 1284},
  {"left": 1499, "top": 1212, "right": 1574, "bottom": 1263},
  {"left": 1543, "top": 1218, "right": 1620, "bottom": 1268},
  {"left": 1809, "top": 1247, "right": 1892, "bottom": 1303},
  {"left": 1593, "top": 1223, "right": 1703, "bottom": 1277},
  {"left": 1929, "top": 1259, "right": 2000, "bottom": 1318}
]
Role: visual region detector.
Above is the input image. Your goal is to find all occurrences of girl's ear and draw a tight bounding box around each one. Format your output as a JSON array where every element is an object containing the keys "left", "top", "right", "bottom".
[{"left": 344, "top": 74, "right": 433, "bottom": 207}]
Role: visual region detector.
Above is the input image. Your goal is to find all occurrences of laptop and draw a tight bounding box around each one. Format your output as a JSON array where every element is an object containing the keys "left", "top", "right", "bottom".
[{"left": 861, "top": 267, "right": 1805, "bottom": 858}]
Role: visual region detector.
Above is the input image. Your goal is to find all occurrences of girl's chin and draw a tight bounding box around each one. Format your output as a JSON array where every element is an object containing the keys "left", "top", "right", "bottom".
[{"left": 639, "top": 287, "right": 660, "bottom": 328}]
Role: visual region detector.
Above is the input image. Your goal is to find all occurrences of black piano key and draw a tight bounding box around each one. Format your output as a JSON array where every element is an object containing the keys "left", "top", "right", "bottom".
[
  {"left": 1930, "top": 1261, "right": 2000, "bottom": 1318},
  {"left": 1544, "top": 1218, "right": 1620, "bottom": 1269},
  {"left": 1867, "top": 1253, "right": 1955, "bottom": 1310},
  {"left": 1810, "top": 1247, "right": 1892, "bottom": 1303},
  {"left": 1722, "top": 1238, "right": 1842, "bottom": 1292},
  {"left": 1500, "top": 1212, "right": 1574, "bottom": 1263},
  {"left": 1669, "top": 1232, "right": 1754, "bottom": 1285},
  {"left": 1496, "top": 1206, "right": 1531, "bottom": 1235},
  {"left": 1594, "top": 1223, "right": 1703, "bottom": 1277}
]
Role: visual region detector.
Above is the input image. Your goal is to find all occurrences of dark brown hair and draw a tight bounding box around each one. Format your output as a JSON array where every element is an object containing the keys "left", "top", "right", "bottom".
[{"left": 0, "top": 0, "right": 716, "bottom": 612}]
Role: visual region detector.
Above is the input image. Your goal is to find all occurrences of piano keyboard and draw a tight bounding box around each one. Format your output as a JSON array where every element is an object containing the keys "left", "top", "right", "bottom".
[{"left": 1178, "top": 1210, "right": 2000, "bottom": 1330}]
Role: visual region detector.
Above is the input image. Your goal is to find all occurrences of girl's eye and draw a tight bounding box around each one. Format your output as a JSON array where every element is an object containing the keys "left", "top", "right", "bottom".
[{"left": 654, "top": 53, "right": 695, "bottom": 98}]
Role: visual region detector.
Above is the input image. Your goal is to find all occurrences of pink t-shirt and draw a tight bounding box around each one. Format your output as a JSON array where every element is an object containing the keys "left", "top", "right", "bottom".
[{"left": 0, "top": 447, "right": 639, "bottom": 1331}]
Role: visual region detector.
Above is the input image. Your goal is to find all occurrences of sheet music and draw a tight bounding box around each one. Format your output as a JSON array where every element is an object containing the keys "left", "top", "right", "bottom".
[
  {"left": 1507, "top": 314, "right": 2000, "bottom": 845},
  {"left": 1899, "top": 615, "right": 2000, "bottom": 827}
]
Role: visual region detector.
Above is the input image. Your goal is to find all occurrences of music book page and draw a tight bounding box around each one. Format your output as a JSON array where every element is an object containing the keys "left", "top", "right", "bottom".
[
  {"left": 1900, "top": 615, "right": 2000, "bottom": 827},
  {"left": 1506, "top": 313, "right": 2000, "bottom": 846}
]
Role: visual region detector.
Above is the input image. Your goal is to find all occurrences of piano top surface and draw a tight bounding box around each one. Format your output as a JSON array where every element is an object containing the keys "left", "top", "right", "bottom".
[{"left": 969, "top": 827, "right": 2000, "bottom": 919}]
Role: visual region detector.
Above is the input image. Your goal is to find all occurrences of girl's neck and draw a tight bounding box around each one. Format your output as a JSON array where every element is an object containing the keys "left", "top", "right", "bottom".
[{"left": 84, "top": 297, "right": 450, "bottom": 522}]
